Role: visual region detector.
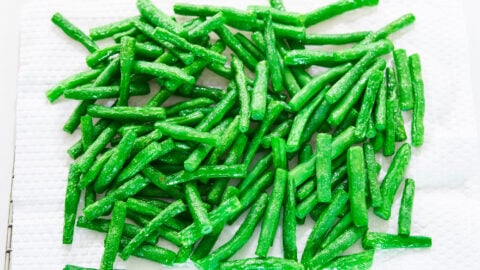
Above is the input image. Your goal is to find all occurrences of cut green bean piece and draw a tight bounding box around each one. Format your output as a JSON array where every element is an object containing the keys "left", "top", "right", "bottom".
[
  {"left": 360, "top": 13, "right": 416, "bottom": 45},
  {"left": 185, "top": 182, "right": 212, "bottom": 235},
  {"left": 364, "top": 143, "right": 383, "bottom": 208},
  {"left": 285, "top": 40, "right": 393, "bottom": 66},
  {"left": 190, "top": 222, "right": 223, "bottom": 261},
  {"left": 384, "top": 68, "right": 396, "bottom": 156},
  {"left": 188, "top": 12, "right": 226, "bottom": 39},
  {"left": 374, "top": 143, "right": 411, "bottom": 219},
  {"left": 88, "top": 105, "right": 166, "bottom": 122},
  {"left": 164, "top": 111, "right": 205, "bottom": 126},
  {"left": 47, "top": 69, "right": 103, "bottom": 103},
  {"left": 137, "top": 0, "right": 183, "bottom": 34},
  {"left": 289, "top": 64, "right": 351, "bottom": 112},
  {"left": 238, "top": 153, "right": 272, "bottom": 193},
  {"left": 89, "top": 16, "right": 139, "bottom": 40},
  {"left": 355, "top": 70, "right": 383, "bottom": 139},
  {"left": 308, "top": 226, "right": 368, "bottom": 268},
  {"left": 283, "top": 172, "right": 297, "bottom": 261},
  {"left": 296, "top": 179, "right": 315, "bottom": 202},
  {"left": 131, "top": 129, "right": 163, "bottom": 155},
  {"left": 80, "top": 115, "right": 94, "bottom": 151},
  {"left": 316, "top": 133, "right": 333, "bottom": 202},
  {"left": 64, "top": 265, "right": 96, "bottom": 270},
  {"left": 347, "top": 146, "right": 368, "bottom": 227},
  {"left": 321, "top": 250, "right": 375, "bottom": 270},
  {"left": 220, "top": 257, "right": 304, "bottom": 270},
  {"left": 195, "top": 89, "right": 237, "bottom": 132},
  {"left": 287, "top": 88, "right": 327, "bottom": 152},
  {"left": 99, "top": 201, "right": 127, "bottom": 270},
  {"left": 232, "top": 55, "right": 251, "bottom": 133},
  {"left": 328, "top": 59, "right": 386, "bottom": 127},
  {"left": 320, "top": 212, "right": 353, "bottom": 249},
  {"left": 299, "top": 98, "right": 332, "bottom": 145},
  {"left": 375, "top": 74, "right": 388, "bottom": 131},
  {"left": 303, "top": 31, "right": 372, "bottom": 45},
  {"left": 215, "top": 25, "right": 258, "bottom": 71},
  {"left": 251, "top": 61, "right": 268, "bottom": 120},
  {"left": 176, "top": 245, "right": 194, "bottom": 263},
  {"left": 166, "top": 164, "right": 247, "bottom": 186},
  {"left": 51, "top": 12, "right": 98, "bottom": 53},
  {"left": 155, "top": 122, "right": 219, "bottom": 146},
  {"left": 301, "top": 189, "right": 349, "bottom": 263},
  {"left": 83, "top": 175, "right": 149, "bottom": 220},
  {"left": 295, "top": 192, "right": 319, "bottom": 220},
  {"left": 362, "top": 232, "right": 432, "bottom": 249},
  {"left": 272, "top": 137, "right": 288, "bottom": 170},
  {"left": 63, "top": 166, "right": 81, "bottom": 244},
  {"left": 132, "top": 61, "right": 195, "bottom": 84},
  {"left": 165, "top": 97, "right": 214, "bottom": 116},
  {"left": 63, "top": 100, "right": 95, "bottom": 134},
  {"left": 64, "top": 84, "right": 150, "bottom": 100},
  {"left": 262, "top": 119, "right": 293, "bottom": 148},
  {"left": 235, "top": 32, "right": 265, "bottom": 61},
  {"left": 187, "top": 85, "right": 225, "bottom": 102},
  {"left": 302, "top": 0, "right": 379, "bottom": 27},
  {"left": 120, "top": 200, "right": 186, "bottom": 260},
  {"left": 94, "top": 131, "right": 137, "bottom": 193},
  {"left": 331, "top": 126, "right": 360, "bottom": 160},
  {"left": 409, "top": 53, "right": 425, "bottom": 147},
  {"left": 116, "top": 139, "right": 175, "bottom": 184},
  {"left": 206, "top": 117, "right": 241, "bottom": 166},
  {"left": 333, "top": 108, "right": 358, "bottom": 137},
  {"left": 196, "top": 193, "right": 268, "bottom": 269},
  {"left": 265, "top": 14, "right": 284, "bottom": 93},
  {"left": 256, "top": 169, "right": 287, "bottom": 257},
  {"left": 399, "top": 178, "right": 415, "bottom": 236},
  {"left": 393, "top": 49, "right": 414, "bottom": 110},
  {"left": 77, "top": 150, "right": 113, "bottom": 190},
  {"left": 118, "top": 37, "right": 136, "bottom": 106},
  {"left": 119, "top": 238, "right": 177, "bottom": 266},
  {"left": 249, "top": 5, "right": 302, "bottom": 26}
]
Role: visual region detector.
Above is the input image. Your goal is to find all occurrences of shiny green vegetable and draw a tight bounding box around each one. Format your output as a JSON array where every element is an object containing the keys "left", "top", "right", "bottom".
[
  {"left": 398, "top": 178, "right": 415, "bottom": 236},
  {"left": 347, "top": 146, "right": 368, "bottom": 227},
  {"left": 99, "top": 201, "right": 127, "bottom": 270},
  {"left": 409, "top": 53, "right": 425, "bottom": 147},
  {"left": 362, "top": 232, "right": 432, "bottom": 249},
  {"left": 51, "top": 12, "right": 98, "bottom": 53}
]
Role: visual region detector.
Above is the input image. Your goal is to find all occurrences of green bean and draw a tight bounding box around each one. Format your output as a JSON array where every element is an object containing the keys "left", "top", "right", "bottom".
[
  {"left": 355, "top": 70, "right": 383, "bottom": 139},
  {"left": 295, "top": 192, "right": 319, "bottom": 220},
  {"left": 320, "top": 213, "right": 353, "bottom": 249},
  {"left": 64, "top": 84, "right": 150, "bottom": 100},
  {"left": 89, "top": 16, "right": 140, "bottom": 40},
  {"left": 63, "top": 100, "right": 95, "bottom": 134},
  {"left": 77, "top": 150, "right": 113, "bottom": 190},
  {"left": 328, "top": 59, "right": 386, "bottom": 126},
  {"left": 301, "top": 189, "right": 349, "bottom": 263},
  {"left": 272, "top": 137, "right": 288, "bottom": 170},
  {"left": 186, "top": 85, "right": 225, "bottom": 102},
  {"left": 84, "top": 184, "right": 96, "bottom": 207},
  {"left": 137, "top": 0, "right": 183, "bottom": 34},
  {"left": 321, "top": 250, "right": 374, "bottom": 270},
  {"left": 99, "top": 201, "right": 127, "bottom": 270},
  {"left": 333, "top": 108, "right": 358, "bottom": 137},
  {"left": 234, "top": 33, "right": 264, "bottom": 61},
  {"left": 80, "top": 115, "right": 94, "bottom": 151},
  {"left": 283, "top": 171, "right": 297, "bottom": 261},
  {"left": 398, "top": 178, "right": 415, "bottom": 236},
  {"left": 179, "top": 197, "right": 242, "bottom": 246},
  {"left": 265, "top": 14, "right": 284, "bottom": 93},
  {"left": 173, "top": 4, "right": 256, "bottom": 28},
  {"left": 346, "top": 146, "right": 368, "bottom": 227},
  {"left": 188, "top": 12, "right": 226, "bottom": 39},
  {"left": 331, "top": 126, "right": 359, "bottom": 160},
  {"left": 175, "top": 245, "right": 193, "bottom": 263},
  {"left": 289, "top": 155, "right": 315, "bottom": 188},
  {"left": 230, "top": 56, "right": 251, "bottom": 133},
  {"left": 220, "top": 257, "right": 304, "bottom": 270},
  {"left": 285, "top": 40, "right": 393, "bottom": 66},
  {"left": 190, "top": 222, "right": 223, "bottom": 261},
  {"left": 83, "top": 175, "right": 149, "bottom": 220},
  {"left": 360, "top": 13, "right": 416, "bottom": 45},
  {"left": 47, "top": 69, "right": 103, "bottom": 103},
  {"left": 393, "top": 49, "right": 414, "bottom": 110},
  {"left": 120, "top": 200, "right": 186, "bottom": 260},
  {"left": 299, "top": 98, "right": 332, "bottom": 145},
  {"left": 64, "top": 265, "right": 96, "bottom": 270},
  {"left": 364, "top": 143, "right": 383, "bottom": 208},
  {"left": 302, "top": 31, "right": 372, "bottom": 45},
  {"left": 184, "top": 118, "right": 232, "bottom": 172},
  {"left": 409, "top": 53, "right": 425, "bottom": 147},
  {"left": 205, "top": 117, "right": 241, "bottom": 167},
  {"left": 374, "top": 143, "right": 411, "bottom": 219},
  {"left": 262, "top": 119, "right": 293, "bottom": 148},
  {"left": 286, "top": 88, "right": 327, "bottom": 152},
  {"left": 165, "top": 98, "right": 214, "bottom": 117},
  {"left": 94, "top": 131, "right": 137, "bottom": 193},
  {"left": 155, "top": 122, "right": 219, "bottom": 146},
  {"left": 243, "top": 100, "right": 285, "bottom": 167},
  {"left": 126, "top": 212, "right": 182, "bottom": 246},
  {"left": 196, "top": 193, "right": 268, "bottom": 269},
  {"left": 185, "top": 182, "right": 213, "bottom": 235},
  {"left": 76, "top": 216, "right": 157, "bottom": 245},
  {"left": 364, "top": 117, "right": 377, "bottom": 137},
  {"left": 166, "top": 164, "right": 247, "bottom": 186},
  {"left": 131, "top": 129, "right": 163, "bottom": 155},
  {"left": 117, "top": 37, "right": 136, "bottom": 106},
  {"left": 94, "top": 57, "right": 121, "bottom": 86},
  {"left": 388, "top": 69, "right": 407, "bottom": 142},
  {"left": 250, "top": 5, "right": 303, "bottom": 26},
  {"left": 132, "top": 60, "right": 195, "bottom": 84},
  {"left": 256, "top": 169, "right": 287, "bottom": 257},
  {"left": 296, "top": 179, "right": 315, "bottom": 201},
  {"left": 126, "top": 199, "right": 189, "bottom": 232},
  {"left": 237, "top": 153, "right": 272, "bottom": 193},
  {"left": 215, "top": 25, "right": 258, "bottom": 71},
  {"left": 374, "top": 74, "right": 388, "bottom": 131},
  {"left": 51, "top": 12, "right": 98, "bottom": 53},
  {"left": 325, "top": 51, "right": 382, "bottom": 105},
  {"left": 164, "top": 111, "right": 205, "bottom": 126},
  {"left": 316, "top": 133, "right": 333, "bottom": 202},
  {"left": 302, "top": 0, "right": 379, "bottom": 27},
  {"left": 88, "top": 43, "right": 162, "bottom": 68},
  {"left": 195, "top": 90, "right": 237, "bottom": 132},
  {"left": 372, "top": 131, "right": 384, "bottom": 153},
  {"left": 116, "top": 139, "right": 175, "bottom": 184},
  {"left": 384, "top": 69, "right": 396, "bottom": 156},
  {"left": 270, "top": 0, "right": 286, "bottom": 10},
  {"left": 251, "top": 61, "right": 268, "bottom": 120},
  {"left": 119, "top": 238, "right": 177, "bottom": 266},
  {"left": 362, "top": 232, "right": 432, "bottom": 249},
  {"left": 73, "top": 122, "right": 118, "bottom": 173},
  {"left": 289, "top": 64, "right": 351, "bottom": 112},
  {"left": 112, "top": 27, "right": 139, "bottom": 43},
  {"left": 230, "top": 171, "right": 274, "bottom": 224},
  {"left": 88, "top": 105, "right": 166, "bottom": 122},
  {"left": 63, "top": 166, "right": 81, "bottom": 244}
]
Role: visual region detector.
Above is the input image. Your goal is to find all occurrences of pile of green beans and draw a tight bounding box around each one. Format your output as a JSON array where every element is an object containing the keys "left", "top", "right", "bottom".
[{"left": 49, "top": 0, "right": 430, "bottom": 269}]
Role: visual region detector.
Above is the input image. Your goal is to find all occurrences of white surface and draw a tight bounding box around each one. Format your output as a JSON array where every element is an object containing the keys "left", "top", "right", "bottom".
[{"left": 3, "top": 0, "right": 480, "bottom": 270}]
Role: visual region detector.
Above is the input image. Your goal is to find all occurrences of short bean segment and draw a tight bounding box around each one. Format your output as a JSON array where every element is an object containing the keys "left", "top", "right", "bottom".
[
  {"left": 347, "top": 146, "right": 369, "bottom": 227},
  {"left": 302, "top": 31, "right": 372, "bottom": 45},
  {"left": 265, "top": 13, "right": 284, "bottom": 93},
  {"left": 232, "top": 55, "right": 251, "bottom": 133},
  {"left": 118, "top": 36, "right": 136, "bottom": 106},
  {"left": 51, "top": 12, "right": 98, "bottom": 53},
  {"left": 364, "top": 143, "right": 383, "bottom": 208},
  {"left": 63, "top": 166, "right": 82, "bottom": 244},
  {"left": 316, "top": 133, "right": 333, "bottom": 202},
  {"left": 185, "top": 182, "right": 213, "bottom": 235},
  {"left": 47, "top": 69, "right": 103, "bottom": 103},
  {"left": 220, "top": 257, "right": 304, "bottom": 270},
  {"left": 362, "top": 232, "right": 432, "bottom": 249},
  {"left": 137, "top": 0, "right": 183, "bottom": 34},
  {"left": 393, "top": 49, "right": 414, "bottom": 110},
  {"left": 301, "top": 0, "right": 379, "bottom": 27},
  {"left": 321, "top": 250, "right": 375, "bottom": 270},
  {"left": 354, "top": 70, "right": 383, "bottom": 139},
  {"left": 99, "top": 201, "right": 127, "bottom": 270},
  {"left": 409, "top": 53, "right": 425, "bottom": 147},
  {"left": 251, "top": 60, "right": 269, "bottom": 120},
  {"left": 398, "top": 178, "right": 415, "bottom": 236},
  {"left": 261, "top": 119, "right": 293, "bottom": 148},
  {"left": 89, "top": 16, "right": 140, "bottom": 41}
]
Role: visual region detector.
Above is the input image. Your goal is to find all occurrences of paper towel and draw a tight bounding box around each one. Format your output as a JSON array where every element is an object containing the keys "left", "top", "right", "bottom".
[{"left": 12, "top": 0, "right": 480, "bottom": 269}]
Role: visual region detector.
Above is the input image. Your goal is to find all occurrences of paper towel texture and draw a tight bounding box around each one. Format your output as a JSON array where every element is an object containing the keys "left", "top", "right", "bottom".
[{"left": 12, "top": 0, "right": 480, "bottom": 269}]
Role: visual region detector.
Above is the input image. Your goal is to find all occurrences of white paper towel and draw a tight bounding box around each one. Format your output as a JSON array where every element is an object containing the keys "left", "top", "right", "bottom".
[{"left": 12, "top": 0, "right": 480, "bottom": 269}]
